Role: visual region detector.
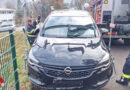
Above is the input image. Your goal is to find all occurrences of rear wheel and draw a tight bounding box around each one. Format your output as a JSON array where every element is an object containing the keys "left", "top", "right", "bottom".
[{"left": 124, "top": 39, "right": 130, "bottom": 45}]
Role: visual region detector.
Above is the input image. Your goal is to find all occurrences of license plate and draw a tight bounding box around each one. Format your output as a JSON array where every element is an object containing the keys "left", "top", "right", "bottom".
[{"left": 54, "top": 80, "right": 83, "bottom": 87}]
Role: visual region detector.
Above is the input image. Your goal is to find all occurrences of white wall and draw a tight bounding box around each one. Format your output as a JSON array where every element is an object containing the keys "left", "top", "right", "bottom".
[{"left": 0, "top": 10, "right": 15, "bottom": 25}]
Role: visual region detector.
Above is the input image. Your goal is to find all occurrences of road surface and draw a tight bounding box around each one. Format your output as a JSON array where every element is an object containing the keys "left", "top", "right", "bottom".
[{"left": 100, "top": 40, "right": 130, "bottom": 90}]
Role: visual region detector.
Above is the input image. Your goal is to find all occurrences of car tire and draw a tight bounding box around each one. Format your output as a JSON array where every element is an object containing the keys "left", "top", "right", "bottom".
[
  {"left": 124, "top": 39, "right": 130, "bottom": 46},
  {"left": 31, "top": 83, "right": 46, "bottom": 90}
]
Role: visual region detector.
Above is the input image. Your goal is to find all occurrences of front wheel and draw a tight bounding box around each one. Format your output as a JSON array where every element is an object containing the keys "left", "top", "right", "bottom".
[
  {"left": 31, "top": 83, "right": 46, "bottom": 90},
  {"left": 124, "top": 39, "right": 130, "bottom": 45}
]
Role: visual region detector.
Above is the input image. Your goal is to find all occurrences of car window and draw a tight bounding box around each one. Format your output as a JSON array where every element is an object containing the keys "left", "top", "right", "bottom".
[
  {"left": 44, "top": 16, "right": 94, "bottom": 28},
  {"left": 42, "top": 16, "right": 98, "bottom": 38}
]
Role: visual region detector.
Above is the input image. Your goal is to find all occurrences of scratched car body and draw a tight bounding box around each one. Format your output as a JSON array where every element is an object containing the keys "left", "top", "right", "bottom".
[{"left": 27, "top": 10, "right": 113, "bottom": 90}]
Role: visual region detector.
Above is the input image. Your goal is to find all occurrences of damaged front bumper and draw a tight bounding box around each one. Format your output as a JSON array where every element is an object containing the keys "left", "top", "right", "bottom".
[{"left": 28, "top": 63, "right": 113, "bottom": 90}]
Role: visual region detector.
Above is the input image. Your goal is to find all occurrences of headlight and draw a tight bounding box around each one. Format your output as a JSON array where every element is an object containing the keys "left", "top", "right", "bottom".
[
  {"left": 95, "top": 53, "right": 110, "bottom": 69},
  {"left": 28, "top": 49, "right": 43, "bottom": 68}
]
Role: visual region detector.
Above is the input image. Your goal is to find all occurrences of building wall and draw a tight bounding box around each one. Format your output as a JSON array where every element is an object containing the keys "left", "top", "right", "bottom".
[{"left": 0, "top": 9, "right": 15, "bottom": 25}]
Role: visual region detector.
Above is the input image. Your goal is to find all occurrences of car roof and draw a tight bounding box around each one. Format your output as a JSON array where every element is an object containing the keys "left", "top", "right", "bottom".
[{"left": 50, "top": 10, "right": 91, "bottom": 17}]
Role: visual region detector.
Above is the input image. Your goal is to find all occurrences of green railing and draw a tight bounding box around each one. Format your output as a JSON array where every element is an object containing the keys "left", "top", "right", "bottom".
[
  {"left": 0, "top": 30, "right": 19, "bottom": 90},
  {"left": 0, "top": 29, "right": 31, "bottom": 90}
]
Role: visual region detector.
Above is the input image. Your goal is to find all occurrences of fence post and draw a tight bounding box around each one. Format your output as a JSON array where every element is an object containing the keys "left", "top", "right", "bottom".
[{"left": 9, "top": 30, "right": 20, "bottom": 90}]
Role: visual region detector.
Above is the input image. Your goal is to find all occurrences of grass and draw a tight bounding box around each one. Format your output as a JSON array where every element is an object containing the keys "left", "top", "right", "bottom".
[{"left": 14, "top": 31, "right": 31, "bottom": 90}]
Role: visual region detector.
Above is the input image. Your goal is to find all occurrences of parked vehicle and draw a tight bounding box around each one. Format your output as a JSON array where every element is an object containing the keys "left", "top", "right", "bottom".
[
  {"left": 89, "top": 0, "right": 130, "bottom": 45},
  {"left": 27, "top": 10, "right": 113, "bottom": 90}
]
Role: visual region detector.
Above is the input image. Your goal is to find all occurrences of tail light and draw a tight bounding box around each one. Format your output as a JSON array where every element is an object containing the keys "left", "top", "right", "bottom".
[
  {"left": 102, "top": 32, "right": 117, "bottom": 38},
  {"left": 107, "top": 32, "right": 117, "bottom": 35}
]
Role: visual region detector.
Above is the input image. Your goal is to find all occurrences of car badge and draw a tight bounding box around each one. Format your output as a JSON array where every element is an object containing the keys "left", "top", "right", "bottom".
[{"left": 64, "top": 67, "right": 72, "bottom": 75}]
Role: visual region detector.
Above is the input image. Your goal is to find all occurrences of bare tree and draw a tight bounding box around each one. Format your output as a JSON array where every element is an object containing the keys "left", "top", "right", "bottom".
[{"left": 71, "top": 0, "right": 89, "bottom": 9}]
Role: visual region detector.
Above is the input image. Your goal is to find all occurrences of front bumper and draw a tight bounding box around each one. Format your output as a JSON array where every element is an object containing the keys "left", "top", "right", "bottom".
[{"left": 28, "top": 63, "right": 113, "bottom": 90}]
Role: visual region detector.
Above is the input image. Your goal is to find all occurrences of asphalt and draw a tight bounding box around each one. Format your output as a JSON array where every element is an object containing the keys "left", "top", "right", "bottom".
[{"left": 100, "top": 40, "right": 130, "bottom": 90}]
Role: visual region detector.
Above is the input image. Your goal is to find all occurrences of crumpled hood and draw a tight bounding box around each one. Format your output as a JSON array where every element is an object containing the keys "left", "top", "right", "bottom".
[{"left": 30, "top": 37, "right": 108, "bottom": 67}]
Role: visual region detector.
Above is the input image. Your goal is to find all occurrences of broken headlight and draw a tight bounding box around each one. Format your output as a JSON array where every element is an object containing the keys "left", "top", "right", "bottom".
[
  {"left": 95, "top": 53, "right": 110, "bottom": 69},
  {"left": 28, "top": 49, "right": 43, "bottom": 68}
]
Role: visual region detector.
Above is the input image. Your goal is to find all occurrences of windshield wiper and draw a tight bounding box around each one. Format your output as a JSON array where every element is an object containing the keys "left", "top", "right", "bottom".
[
  {"left": 42, "top": 25, "right": 69, "bottom": 36},
  {"left": 44, "top": 25, "right": 68, "bottom": 30},
  {"left": 87, "top": 39, "right": 101, "bottom": 49},
  {"left": 67, "top": 24, "right": 96, "bottom": 38},
  {"left": 69, "top": 24, "right": 94, "bottom": 31},
  {"left": 67, "top": 24, "right": 93, "bottom": 38}
]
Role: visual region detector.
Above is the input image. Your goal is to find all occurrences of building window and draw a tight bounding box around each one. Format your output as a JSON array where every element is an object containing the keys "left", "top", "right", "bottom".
[{"left": 122, "top": 0, "right": 129, "bottom": 4}]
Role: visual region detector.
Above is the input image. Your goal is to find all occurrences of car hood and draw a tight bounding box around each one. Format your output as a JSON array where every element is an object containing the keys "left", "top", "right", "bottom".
[{"left": 30, "top": 37, "right": 108, "bottom": 67}]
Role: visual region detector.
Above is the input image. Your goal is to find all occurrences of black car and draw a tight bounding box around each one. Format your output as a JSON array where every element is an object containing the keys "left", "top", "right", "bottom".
[{"left": 27, "top": 10, "right": 113, "bottom": 90}]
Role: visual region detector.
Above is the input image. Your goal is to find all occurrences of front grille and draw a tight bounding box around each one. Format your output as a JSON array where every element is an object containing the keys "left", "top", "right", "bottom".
[{"left": 42, "top": 66, "right": 94, "bottom": 79}]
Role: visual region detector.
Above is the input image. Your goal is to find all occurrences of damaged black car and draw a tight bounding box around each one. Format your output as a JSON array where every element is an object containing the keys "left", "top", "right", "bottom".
[{"left": 27, "top": 10, "right": 113, "bottom": 90}]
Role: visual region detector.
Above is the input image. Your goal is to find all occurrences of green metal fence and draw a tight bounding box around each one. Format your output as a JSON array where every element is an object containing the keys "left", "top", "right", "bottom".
[
  {"left": 0, "top": 28, "right": 32, "bottom": 90},
  {"left": 0, "top": 30, "right": 19, "bottom": 90}
]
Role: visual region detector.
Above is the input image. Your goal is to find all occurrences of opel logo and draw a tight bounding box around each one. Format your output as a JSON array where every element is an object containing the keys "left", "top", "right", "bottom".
[{"left": 64, "top": 67, "right": 72, "bottom": 75}]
